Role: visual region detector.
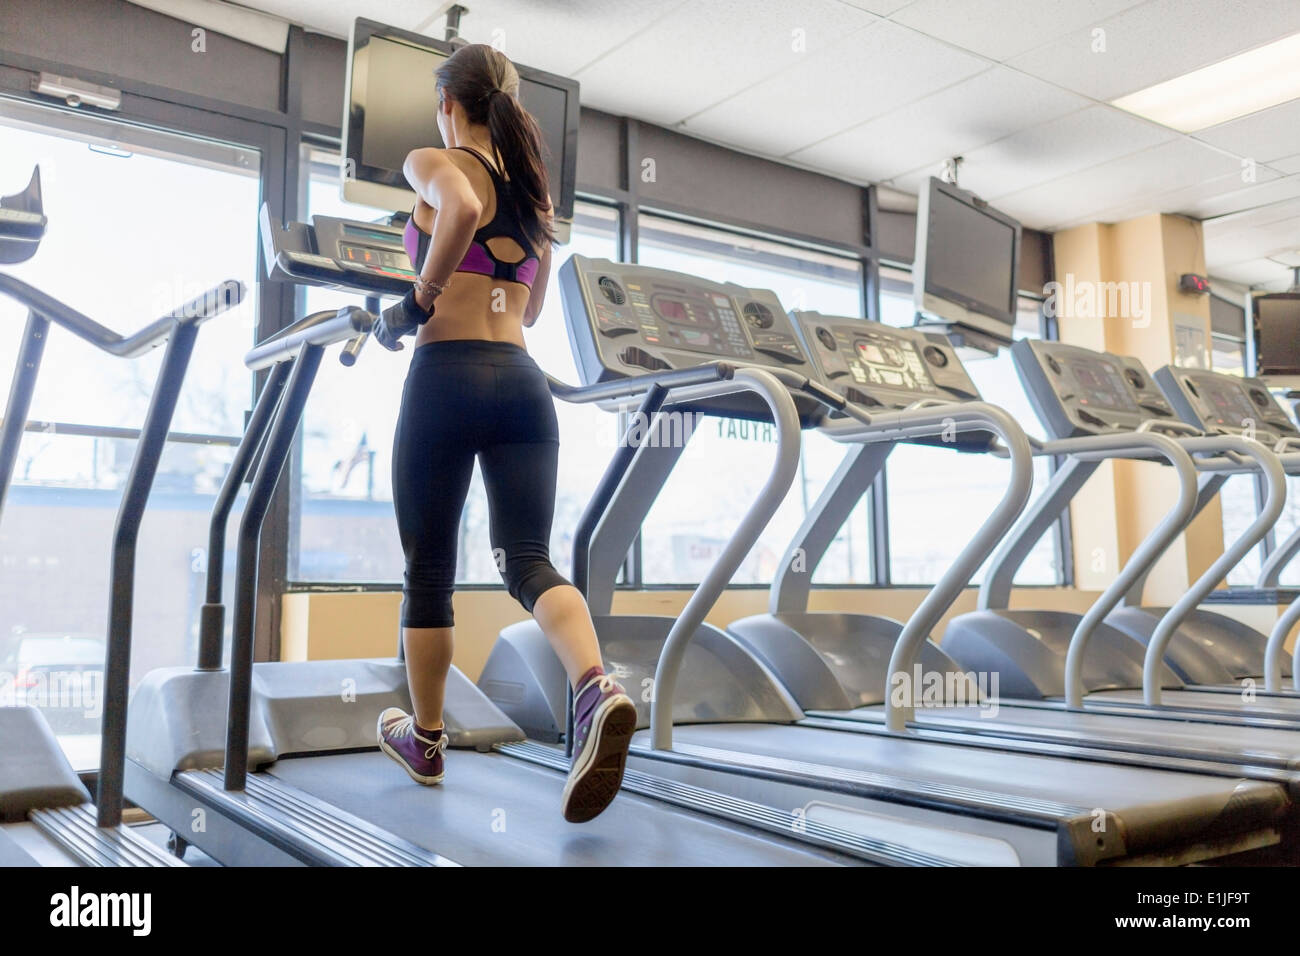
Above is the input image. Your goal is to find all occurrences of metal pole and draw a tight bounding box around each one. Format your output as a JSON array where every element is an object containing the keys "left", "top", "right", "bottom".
[
  {"left": 1265, "top": 597, "right": 1300, "bottom": 692},
  {"left": 97, "top": 320, "right": 200, "bottom": 827},
  {"left": 650, "top": 369, "right": 802, "bottom": 750},
  {"left": 1062, "top": 435, "right": 1198, "bottom": 708},
  {"left": 196, "top": 361, "right": 292, "bottom": 670},
  {"left": 564, "top": 383, "right": 668, "bottom": 758},
  {"left": 224, "top": 344, "right": 324, "bottom": 791},
  {"left": 884, "top": 404, "right": 1033, "bottom": 732},
  {"left": 0, "top": 311, "right": 49, "bottom": 524},
  {"left": 977, "top": 456, "right": 1098, "bottom": 612}
]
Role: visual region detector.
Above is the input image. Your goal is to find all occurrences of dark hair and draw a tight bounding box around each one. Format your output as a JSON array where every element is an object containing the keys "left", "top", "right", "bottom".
[{"left": 436, "top": 44, "right": 554, "bottom": 250}]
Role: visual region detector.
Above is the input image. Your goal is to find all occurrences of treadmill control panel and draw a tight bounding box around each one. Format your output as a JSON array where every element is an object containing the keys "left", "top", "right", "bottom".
[
  {"left": 792, "top": 310, "right": 992, "bottom": 450},
  {"left": 0, "top": 165, "right": 46, "bottom": 267},
  {"left": 1154, "top": 366, "right": 1299, "bottom": 446},
  {"left": 259, "top": 204, "right": 415, "bottom": 297},
  {"left": 793, "top": 311, "right": 979, "bottom": 407},
  {"left": 1013, "top": 339, "right": 1178, "bottom": 438},
  {"left": 560, "top": 255, "right": 822, "bottom": 422}
]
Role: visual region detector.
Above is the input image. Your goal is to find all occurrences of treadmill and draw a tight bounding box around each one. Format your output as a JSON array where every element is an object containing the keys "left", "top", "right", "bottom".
[
  {"left": 712, "top": 323, "right": 1300, "bottom": 801},
  {"left": 0, "top": 165, "right": 241, "bottom": 866},
  {"left": 479, "top": 256, "right": 1293, "bottom": 866},
  {"left": 114, "top": 205, "right": 957, "bottom": 867},
  {"left": 1102, "top": 366, "right": 1300, "bottom": 695},
  {"left": 944, "top": 340, "right": 1300, "bottom": 725}
]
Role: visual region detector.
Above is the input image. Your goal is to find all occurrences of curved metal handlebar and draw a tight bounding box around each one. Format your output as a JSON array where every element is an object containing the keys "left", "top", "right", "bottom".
[
  {"left": 1061, "top": 431, "right": 1199, "bottom": 708},
  {"left": 1136, "top": 418, "right": 1202, "bottom": 437},
  {"left": 544, "top": 362, "right": 736, "bottom": 406},
  {"left": 0, "top": 274, "right": 245, "bottom": 358},
  {"left": 243, "top": 305, "right": 374, "bottom": 371}
]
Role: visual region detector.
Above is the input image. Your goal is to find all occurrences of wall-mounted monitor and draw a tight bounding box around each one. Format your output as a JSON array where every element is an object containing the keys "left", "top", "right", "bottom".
[
  {"left": 1253, "top": 292, "right": 1300, "bottom": 384},
  {"left": 341, "top": 18, "right": 580, "bottom": 223},
  {"left": 913, "top": 176, "right": 1022, "bottom": 351}
]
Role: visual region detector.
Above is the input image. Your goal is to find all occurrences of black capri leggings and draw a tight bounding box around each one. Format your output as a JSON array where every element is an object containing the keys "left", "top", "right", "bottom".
[{"left": 392, "top": 339, "right": 570, "bottom": 628}]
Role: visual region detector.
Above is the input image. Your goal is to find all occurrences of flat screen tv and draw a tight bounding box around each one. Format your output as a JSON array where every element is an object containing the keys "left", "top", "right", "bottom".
[
  {"left": 341, "top": 18, "right": 580, "bottom": 222},
  {"left": 913, "top": 176, "right": 1022, "bottom": 349},
  {"left": 1254, "top": 292, "right": 1300, "bottom": 380}
]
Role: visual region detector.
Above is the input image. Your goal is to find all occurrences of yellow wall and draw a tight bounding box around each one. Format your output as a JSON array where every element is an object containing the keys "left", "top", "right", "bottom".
[
  {"left": 1053, "top": 213, "right": 1225, "bottom": 604},
  {"left": 282, "top": 585, "right": 1104, "bottom": 680}
]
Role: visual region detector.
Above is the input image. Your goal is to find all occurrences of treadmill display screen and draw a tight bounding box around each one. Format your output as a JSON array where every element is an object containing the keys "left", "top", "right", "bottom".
[
  {"left": 852, "top": 332, "right": 935, "bottom": 393},
  {"left": 1203, "top": 381, "right": 1258, "bottom": 427},
  {"left": 1069, "top": 359, "right": 1138, "bottom": 412},
  {"left": 652, "top": 295, "right": 717, "bottom": 328}
]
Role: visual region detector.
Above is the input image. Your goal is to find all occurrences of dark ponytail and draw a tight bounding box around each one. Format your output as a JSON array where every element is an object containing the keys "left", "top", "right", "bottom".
[{"left": 436, "top": 44, "right": 555, "bottom": 251}]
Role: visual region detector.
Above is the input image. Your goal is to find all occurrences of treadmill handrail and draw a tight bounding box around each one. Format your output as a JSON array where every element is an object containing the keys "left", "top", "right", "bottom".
[
  {"left": 649, "top": 367, "right": 803, "bottom": 751},
  {"left": 1266, "top": 598, "right": 1300, "bottom": 694},
  {"left": 243, "top": 305, "right": 374, "bottom": 371},
  {"left": 883, "top": 402, "right": 1035, "bottom": 732},
  {"left": 543, "top": 363, "right": 735, "bottom": 406},
  {"left": 1058, "top": 433, "right": 1199, "bottom": 708},
  {"left": 1153, "top": 435, "right": 1288, "bottom": 699},
  {"left": 980, "top": 434, "right": 1270, "bottom": 611},
  {"left": 0, "top": 273, "right": 245, "bottom": 357},
  {"left": 773, "top": 400, "right": 1037, "bottom": 617}
]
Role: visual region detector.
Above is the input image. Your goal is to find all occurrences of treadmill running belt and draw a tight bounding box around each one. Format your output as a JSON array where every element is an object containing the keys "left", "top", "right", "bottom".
[{"left": 267, "top": 750, "right": 853, "bottom": 866}]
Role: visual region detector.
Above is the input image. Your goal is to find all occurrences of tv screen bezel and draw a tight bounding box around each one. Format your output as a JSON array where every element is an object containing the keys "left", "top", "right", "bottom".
[
  {"left": 342, "top": 17, "right": 580, "bottom": 221},
  {"left": 1253, "top": 291, "right": 1300, "bottom": 377},
  {"left": 913, "top": 176, "right": 1022, "bottom": 341}
]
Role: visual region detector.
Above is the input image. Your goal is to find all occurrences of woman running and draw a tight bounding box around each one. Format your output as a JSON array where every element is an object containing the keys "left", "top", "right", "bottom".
[{"left": 371, "top": 43, "right": 635, "bottom": 824}]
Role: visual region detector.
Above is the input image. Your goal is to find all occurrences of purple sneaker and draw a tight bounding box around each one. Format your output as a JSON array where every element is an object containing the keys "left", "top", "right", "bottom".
[
  {"left": 377, "top": 707, "right": 447, "bottom": 785},
  {"left": 562, "top": 668, "right": 637, "bottom": 823}
]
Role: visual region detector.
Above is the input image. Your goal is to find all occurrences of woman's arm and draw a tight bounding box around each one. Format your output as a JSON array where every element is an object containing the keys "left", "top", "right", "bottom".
[
  {"left": 403, "top": 148, "right": 483, "bottom": 310},
  {"left": 523, "top": 242, "right": 552, "bottom": 328},
  {"left": 522, "top": 203, "right": 554, "bottom": 328}
]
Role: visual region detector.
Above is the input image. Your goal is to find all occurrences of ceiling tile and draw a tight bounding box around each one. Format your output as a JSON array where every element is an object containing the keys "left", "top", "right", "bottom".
[
  {"left": 1007, "top": 0, "right": 1300, "bottom": 101},
  {"left": 1089, "top": 168, "right": 1282, "bottom": 223},
  {"left": 1210, "top": 259, "right": 1296, "bottom": 289},
  {"left": 911, "top": 105, "right": 1176, "bottom": 201},
  {"left": 992, "top": 138, "right": 1241, "bottom": 229},
  {"left": 1193, "top": 98, "right": 1300, "bottom": 164},
  {"left": 1195, "top": 175, "right": 1300, "bottom": 222},
  {"left": 836, "top": 0, "right": 914, "bottom": 14},
  {"left": 789, "top": 66, "right": 1090, "bottom": 181},
  {"left": 244, "top": 0, "right": 682, "bottom": 76},
  {"left": 573, "top": 0, "right": 877, "bottom": 125},
  {"left": 682, "top": 19, "right": 988, "bottom": 156},
  {"left": 892, "top": 0, "right": 1146, "bottom": 62}
]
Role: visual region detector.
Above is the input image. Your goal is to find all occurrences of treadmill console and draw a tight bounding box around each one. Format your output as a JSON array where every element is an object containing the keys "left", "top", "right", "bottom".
[
  {"left": 259, "top": 204, "right": 414, "bottom": 296},
  {"left": 792, "top": 310, "right": 991, "bottom": 449},
  {"left": 559, "top": 255, "right": 825, "bottom": 422},
  {"left": 1012, "top": 339, "right": 1177, "bottom": 439},
  {"left": 1154, "top": 366, "right": 1299, "bottom": 446},
  {"left": 0, "top": 165, "right": 46, "bottom": 266}
]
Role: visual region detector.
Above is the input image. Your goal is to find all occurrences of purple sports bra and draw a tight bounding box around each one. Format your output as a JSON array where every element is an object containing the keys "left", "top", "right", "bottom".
[{"left": 402, "top": 146, "right": 541, "bottom": 288}]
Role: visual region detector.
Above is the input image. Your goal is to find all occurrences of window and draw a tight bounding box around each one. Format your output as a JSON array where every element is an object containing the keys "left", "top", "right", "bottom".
[
  {"left": 635, "top": 215, "right": 869, "bottom": 585},
  {"left": 879, "top": 266, "right": 1062, "bottom": 585},
  {"left": 292, "top": 150, "right": 619, "bottom": 585},
  {"left": 0, "top": 102, "right": 260, "bottom": 768}
]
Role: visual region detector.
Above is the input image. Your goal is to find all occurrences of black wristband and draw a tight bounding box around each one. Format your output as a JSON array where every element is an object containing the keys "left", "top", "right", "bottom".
[{"left": 403, "top": 288, "right": 435, "bottom": 323}]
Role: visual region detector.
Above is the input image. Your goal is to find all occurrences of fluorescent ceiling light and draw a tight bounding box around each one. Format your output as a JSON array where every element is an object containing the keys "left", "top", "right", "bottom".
[{"left": 1111, "top": 32, "right": 1300, "bottom": 132}]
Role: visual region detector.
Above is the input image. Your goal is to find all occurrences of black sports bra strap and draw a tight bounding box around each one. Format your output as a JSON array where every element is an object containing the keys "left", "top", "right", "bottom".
[{"left": 452, "top": 146, "right": 501, "bottom": 179}]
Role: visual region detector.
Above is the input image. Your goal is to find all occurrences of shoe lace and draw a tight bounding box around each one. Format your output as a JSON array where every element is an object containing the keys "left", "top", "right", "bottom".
[
  {"left": 384, "top": 713, "right": 448, "bottom": 759},
  {"left": 578, "top": 673, "right": 619, "bottom": 698}
]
